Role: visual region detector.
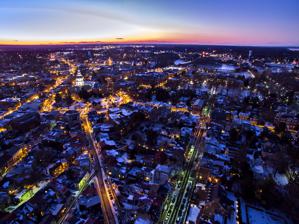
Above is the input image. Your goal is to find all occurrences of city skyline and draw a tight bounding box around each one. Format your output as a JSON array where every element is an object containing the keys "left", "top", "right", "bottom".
[
  {"left": 1, "top": 2, "right": 299, "bottom": 221},
  {"left": 1, "top": 0, "right": 299, "bottom": 46}
]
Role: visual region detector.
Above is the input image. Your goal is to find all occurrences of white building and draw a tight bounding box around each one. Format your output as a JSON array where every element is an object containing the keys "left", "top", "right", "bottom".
[
  {"left": 151, "top": 164, "right": 171, "bottom": 185},
  {"left": 75, "top": 69, "right": 84, "bottom": 87}
]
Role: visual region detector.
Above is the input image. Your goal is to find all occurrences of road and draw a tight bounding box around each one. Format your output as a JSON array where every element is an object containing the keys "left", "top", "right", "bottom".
[
  {"left": 79, "top": 104, "right": 119, "bottom": 224},
  {"left": 0, "top": 58, "right": 76, "bottom": 181},
  {"left": 159, "top": 115, "right": 208, "bottom": 224},
  {"left": 57, "top": 172, "right": 95, "bottom": 224},
  {"left": 0, "top": 75, "right": 68, "bottom": 120},
  {"left": 0, "top": 57, "right": 75, "bottom": 120},
  {"left": 0, "top": 58, "right": 118, "bottom": 222},
  {"left": 131, "top": 99, "right": 207, "bottom": 224}
]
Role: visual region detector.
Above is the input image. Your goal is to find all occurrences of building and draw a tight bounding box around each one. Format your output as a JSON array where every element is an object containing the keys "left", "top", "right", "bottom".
[
  {"left": 248, "top": 50, "right": 252, "bottom": 61},
  {"left": 106, "top": 57, "right": 113, "bottom": 66},
  {"left": 75, "top": 69, "right": 84, "bottom": 87},
  {"left": 151, "top": 164, "right": 171, "bottom": 185},
  {"left": 186, "top": 204, "right": 200, "bottom": 224}
]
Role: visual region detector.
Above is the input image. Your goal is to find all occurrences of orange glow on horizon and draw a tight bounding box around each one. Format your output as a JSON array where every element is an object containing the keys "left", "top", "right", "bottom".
[
  {"left": 0, "top": 33, "right": 281, "bottom": 46},
  {"left": 0, "top": 36, "right": 168, "bottom": 46}
]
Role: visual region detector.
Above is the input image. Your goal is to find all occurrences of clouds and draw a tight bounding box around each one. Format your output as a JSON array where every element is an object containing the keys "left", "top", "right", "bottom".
[
  {"left": 0, "top": 0, "right": 298, "bottom": 45},
  {"left": 0, "top": 4, "right": 155, "bottom": 41}
]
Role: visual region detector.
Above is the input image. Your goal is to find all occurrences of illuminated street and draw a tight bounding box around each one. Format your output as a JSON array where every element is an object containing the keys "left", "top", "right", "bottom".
[
  {"left": 159, "top": 114, "right": 209, "bottom": 224},
  {"left": 79, "top": 103, "right": 119, "bottom": 224},
  {"left": 0, "top": 43, "right": 298, "bottom": 224}
]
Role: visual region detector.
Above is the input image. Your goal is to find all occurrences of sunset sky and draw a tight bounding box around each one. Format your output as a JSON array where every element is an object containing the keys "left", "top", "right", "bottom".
[{"left": 1, "top": 0, "right": 299, "bottom": 46}]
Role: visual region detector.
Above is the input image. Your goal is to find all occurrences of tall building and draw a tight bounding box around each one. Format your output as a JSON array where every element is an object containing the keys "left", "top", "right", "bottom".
[
  {"left": 106, "top": 57, "right": 113, "bottom": 66},
  {"left": 248, "top": 50, "right": 252, "bottom": 60},
  {"left": 75, "top": 69, "right": 84, "bottom": 87}
]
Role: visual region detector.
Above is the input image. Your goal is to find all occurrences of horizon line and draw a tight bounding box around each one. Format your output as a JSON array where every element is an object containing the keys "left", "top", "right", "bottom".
[{"left": 0, "top": 41, "right": 298, "bottom": 48}]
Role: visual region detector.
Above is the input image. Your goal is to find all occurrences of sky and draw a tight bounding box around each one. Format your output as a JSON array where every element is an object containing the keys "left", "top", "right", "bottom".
[{"left": 0, "top": 0, "right": 299, "bottom": 46}]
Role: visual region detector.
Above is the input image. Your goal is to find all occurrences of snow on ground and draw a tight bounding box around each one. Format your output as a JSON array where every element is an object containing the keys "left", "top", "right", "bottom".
[
  {"left": 273, "top": 173, "right": 289, "bottom": 186},
  {"left": 174, "top": 59, "right": 190, "bottom": 65},
  {"left": 248, "top": 207, "right": 286, "bottom": 224},
  {"left": 134, "top": 216, "right": 152, "bottom": 224}
]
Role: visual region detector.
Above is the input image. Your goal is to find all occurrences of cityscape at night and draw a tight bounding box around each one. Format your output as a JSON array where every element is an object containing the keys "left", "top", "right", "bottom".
[{"left": 0, "top": 1, "right": 299, "bottom": 224}]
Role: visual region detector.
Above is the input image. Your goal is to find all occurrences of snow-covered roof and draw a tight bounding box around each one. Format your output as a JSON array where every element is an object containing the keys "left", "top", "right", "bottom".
[
  {"left": 134, "top": 217, "right": 152, "bottom": 224},
  {"left": 186, "top": 205, "right": 200, "bottom": 223},
  {"left": 273, "top": 173, "right": 288, "bottom": 186}
]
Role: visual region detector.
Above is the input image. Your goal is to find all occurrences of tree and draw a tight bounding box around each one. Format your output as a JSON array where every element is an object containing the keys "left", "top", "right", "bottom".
[
  {"left": 229, "top": 128, "right": 239, "bottom": 143},
  {"left": 275, "top": 122, "right": 286, "bottom": 134}
]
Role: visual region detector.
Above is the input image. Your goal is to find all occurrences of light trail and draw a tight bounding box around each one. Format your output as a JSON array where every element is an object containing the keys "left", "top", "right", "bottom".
[{"left": 78, "top": 102, "right": 119, "bottom": 224}]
